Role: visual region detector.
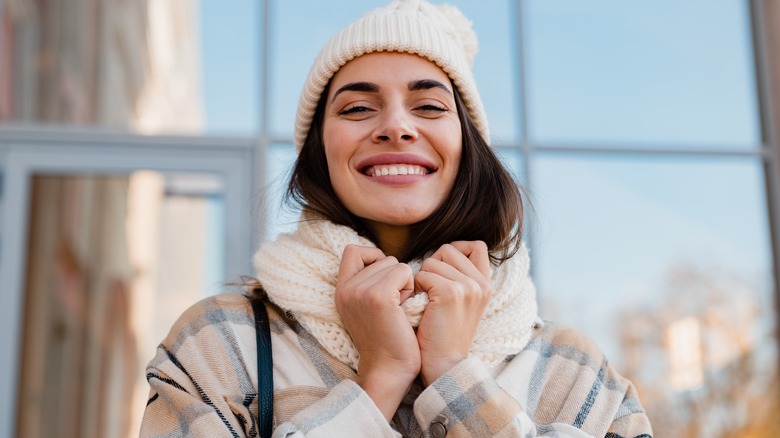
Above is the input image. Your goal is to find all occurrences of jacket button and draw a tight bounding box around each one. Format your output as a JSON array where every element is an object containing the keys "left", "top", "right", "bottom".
[{"left": 430, "top": 421, "right": 447, "bottom": 438}]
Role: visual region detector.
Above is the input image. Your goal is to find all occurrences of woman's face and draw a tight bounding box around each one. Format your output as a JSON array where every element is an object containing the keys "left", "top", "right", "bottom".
[{"left": 322, "top": 52, "right": 462, "bottom": 246}]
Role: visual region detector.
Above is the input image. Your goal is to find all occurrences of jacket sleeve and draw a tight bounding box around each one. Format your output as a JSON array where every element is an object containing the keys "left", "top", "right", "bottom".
[
  {"left": 605, "top": 383, "right": 655, "bottom": 438},
  {"left": 412, "top": 356, "right": 653, "bottom": 438}
]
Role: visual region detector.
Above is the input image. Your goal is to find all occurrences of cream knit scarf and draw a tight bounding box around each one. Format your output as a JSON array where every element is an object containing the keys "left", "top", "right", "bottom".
[{"left": 253, "top": 216, "right": 538, "bottom": 371}]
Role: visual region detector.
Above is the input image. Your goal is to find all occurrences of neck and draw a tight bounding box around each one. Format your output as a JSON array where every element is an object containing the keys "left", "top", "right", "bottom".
[{"left": 366, "top": 221, "right": 409, "bottom": 259}]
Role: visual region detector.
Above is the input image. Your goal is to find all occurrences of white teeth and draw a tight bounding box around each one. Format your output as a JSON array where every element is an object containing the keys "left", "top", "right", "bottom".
[{"left": 370, "top": 165, "right": 428, "bottom": 177}]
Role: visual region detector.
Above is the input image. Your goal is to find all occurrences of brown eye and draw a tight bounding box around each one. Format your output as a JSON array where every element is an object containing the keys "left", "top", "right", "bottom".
[
  {"left": 339, "top": 106, "right": 371, "bottom": 115},
  {"left": 338, "top": 105, "right": 376, "bottom": 119},
  {"left": 414, "top": 104, "right": 449, "bottom": 118},
  {"left": 417, "top": 104, "right": 447, "bottom": 112}
]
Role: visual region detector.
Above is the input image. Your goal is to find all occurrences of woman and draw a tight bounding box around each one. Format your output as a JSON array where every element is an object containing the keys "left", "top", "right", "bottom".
[{"left": 141, "top": 1, "right": 653, "bottom": 437}]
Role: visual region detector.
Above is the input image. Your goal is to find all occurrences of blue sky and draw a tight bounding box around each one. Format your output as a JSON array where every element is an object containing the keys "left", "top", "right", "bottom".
[{"left": 524, "top": 0, "right": 758, "bottom": 147}]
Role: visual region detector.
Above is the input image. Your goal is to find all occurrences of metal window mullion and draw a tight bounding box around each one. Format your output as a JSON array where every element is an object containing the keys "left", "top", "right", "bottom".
[
  {"left": 0, "top": 124, "right": 255, "bottom": 150},
  {"left": 750, "top": 0, "right": 780, "bottom": 355},
  {"left": 253, "top": 0, "right": 272, "bottom": 249},
  {"left": 524, "top": 142, "right": 767, "bottom": 158},
  {"left": 514, "top": 0, "right": 532, "bottom": 177},
  {"left": 514, "top": 0, "right": 539, "bottom": 284}
]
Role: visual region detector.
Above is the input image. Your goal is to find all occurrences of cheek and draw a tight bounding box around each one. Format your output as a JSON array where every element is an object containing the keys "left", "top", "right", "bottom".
[
  {"left": 440, "top": 120, "right": 463, "bottom": 159},
  {"left": 323, "top": 146, "right": 352, "bottom": 200},
  {"left": 445, "top": 135, "right": 463, "bottom": 176},
  {"left": 322, "top": 124, "right": 351, "bottom": 171},
  {"left": 324, "top": 152, "right": 342, "bottom": 187}
]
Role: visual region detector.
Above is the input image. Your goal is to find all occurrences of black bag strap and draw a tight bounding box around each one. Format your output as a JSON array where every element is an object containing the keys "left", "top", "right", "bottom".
[{"left": 251, "top": 297, "right": 274, "bottom": 437}]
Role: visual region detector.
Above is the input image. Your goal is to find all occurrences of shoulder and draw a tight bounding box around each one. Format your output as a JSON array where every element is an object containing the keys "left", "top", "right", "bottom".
[
  {"left": 530, "top": 320, "right": 608, "bottom": 365},
  {"left": 144, "top": 293, "right": 269, "bottom": 434},
  {"left": 521, "top": 320, "right": 631, "bottom": 388},
  {"left": 147, "top": 293, "right": 268, "bottom": 390},
  {"left": 503, "top": 320, "right": 618, "bottom": 387},
  {"left": 158, "top": 292, "right": 256, "bottom": 353},
  {"left": 182, "top": 291, "right": 254, "bottom": 317}
]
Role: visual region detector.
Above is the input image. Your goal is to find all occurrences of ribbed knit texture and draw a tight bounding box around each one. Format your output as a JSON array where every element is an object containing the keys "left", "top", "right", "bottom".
[
  {"left": 253, "top": 216, "right": 538, "bottom": 371},
  {"left": 294, "top": 0, "right": 489, "bottom": 150}
]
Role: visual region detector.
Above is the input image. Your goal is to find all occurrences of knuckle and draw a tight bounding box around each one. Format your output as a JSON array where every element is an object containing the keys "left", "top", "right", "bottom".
[
  {"left": 451, "top": 281, "right": 468, "bottom": 297},
  {"left": 364, "top": 286, "right": 389, "bottom": 306},
  {"left": 334, "top": 286, "right": 348, "bottom": 307},
  {"left": 396, "top": 263, "right": 412, "bottom": 275},
  {"left": 465, "top": 278, "right": 481, "bottom": 293},
  {"left": 343, "top": 244, "right": 359, "bottom": 257}
]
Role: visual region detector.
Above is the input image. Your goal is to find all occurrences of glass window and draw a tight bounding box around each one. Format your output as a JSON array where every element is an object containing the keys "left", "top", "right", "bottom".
[
  {"left": 524, "top": 0, "right": 759, "bottom": 148},
  {"left": 270, "top": 0, "right": 391, "bottom": 139},
  {"left": 0, "top": 0, "right": 259, "bottom": 136},
  {"left": 199, "top": 0, "right": 260, "bottom": 135},
  {"left": 264, "top": 143, "right": 299, "bottom": 240},
  {"left": 0, "top": 168, "right": 3, "bottom": 261},
  {"left": 533, "top": 154, "right": 776, "bottom": 435},
  {"left": 15, "top": 171, "right": 225, "bottom": 438},
  {"left": 448, "top": 0, "right": 517, "bottom": 142},
  {"left": 495, "top": 146, "right": 527, "bottom": 187},
  {"left": 269, "top": 0, "right": 517, "bottom": 142}
]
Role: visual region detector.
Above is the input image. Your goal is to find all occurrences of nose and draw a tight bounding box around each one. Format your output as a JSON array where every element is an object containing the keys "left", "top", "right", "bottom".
[{"left": 372, "top": 106, "right": 418, "bottom": 144}]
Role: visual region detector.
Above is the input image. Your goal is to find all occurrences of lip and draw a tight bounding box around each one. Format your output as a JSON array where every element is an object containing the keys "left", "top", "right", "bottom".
[{"left": 356, "top": 153, "right": 437, "bottom": 175}]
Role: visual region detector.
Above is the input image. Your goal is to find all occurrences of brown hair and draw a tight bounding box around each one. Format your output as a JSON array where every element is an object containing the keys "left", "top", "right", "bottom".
[{"left": 286, "top": 83, "right": 524, "bottom": 265}]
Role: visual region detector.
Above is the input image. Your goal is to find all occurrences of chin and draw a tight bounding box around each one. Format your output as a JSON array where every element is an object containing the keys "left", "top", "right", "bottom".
[
  {"left": 353, "top": 199, "right": 442, "bottom": 228},
  {"left": 369, "top": 211, "right": 432, "bottom": 227}
]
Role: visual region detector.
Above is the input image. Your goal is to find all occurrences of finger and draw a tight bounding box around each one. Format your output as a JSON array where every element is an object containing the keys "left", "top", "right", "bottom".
[
  {"left": 414, "top": 263, "right": 480, "bottom": 301},
  {"left": 441, "top": 241, "right": 492, "bottom": 279},
  {"left": 419, "top": 251, "right": 490, "bottom": 301},
  {"left": 344, "top": 263, "right": 414, "bottom": 308},
  {"left": 418, "top": 257, "right": 467, "bottom": 283},
  {"left": 429, "top": 243, "right": 486, "bottom": 280},
  {"left": 377, "top": 263, "right": 415, "bottom": 303},
  {"left": 398, "top": 266, "right": 415, "bottom": 303},
  {"left": 414, "top": 269, "right": 451, "bottom": 296},
  {"left": 341, "top": 255, "right": 412, "bottom": 293},
  {"left": 337, "top": 245, "right": 388, "bottom": 284}
]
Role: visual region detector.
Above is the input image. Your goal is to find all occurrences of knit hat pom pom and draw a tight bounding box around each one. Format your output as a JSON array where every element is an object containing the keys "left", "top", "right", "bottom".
[{"left": 434, "top": 4, "right": 478, "bottom": 66}]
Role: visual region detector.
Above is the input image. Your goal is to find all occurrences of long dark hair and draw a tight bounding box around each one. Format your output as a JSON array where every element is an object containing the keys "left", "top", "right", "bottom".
[{"left": 286, "top": 83, "right": 524, "bottom": 265}]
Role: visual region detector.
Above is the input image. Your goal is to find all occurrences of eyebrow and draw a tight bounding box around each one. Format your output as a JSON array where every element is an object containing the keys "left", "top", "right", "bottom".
[
  {"left": 408, "top": 79, "right": 452, "bottom": 95},
  {"left": 331, "top": 82, "right": 379, "bottom": 103},
  {"left": 330, "top": 79, "right": 453, "bottom": 103}
]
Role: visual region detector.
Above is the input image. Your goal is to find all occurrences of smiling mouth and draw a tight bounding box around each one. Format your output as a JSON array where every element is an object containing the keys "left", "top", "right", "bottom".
[{"left": 364, "top": 164, "right": 431, "bottom": 177}]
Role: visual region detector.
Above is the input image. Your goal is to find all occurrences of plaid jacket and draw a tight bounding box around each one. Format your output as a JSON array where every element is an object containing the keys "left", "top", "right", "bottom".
[{"left": 141, "top": 293, "right": 652, "bottom": 437}]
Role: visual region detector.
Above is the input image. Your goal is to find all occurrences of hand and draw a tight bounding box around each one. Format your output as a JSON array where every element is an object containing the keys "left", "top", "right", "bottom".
[
  {"left": 334, "top": 244, "right": 421, "bottom": 420},
  {"left": 414, "top": 241, "right": 492, "bottom": 386}
]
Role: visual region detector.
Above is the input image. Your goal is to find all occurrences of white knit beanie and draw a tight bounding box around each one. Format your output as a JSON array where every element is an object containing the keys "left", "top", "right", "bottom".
[{"left": 294, "top": 0, "right": 489, "bottom": 151}]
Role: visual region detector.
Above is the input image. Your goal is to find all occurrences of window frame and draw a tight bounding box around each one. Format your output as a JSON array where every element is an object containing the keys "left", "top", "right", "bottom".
[{"left": 0, "top": 126, "right": 257, "bottom": 436}]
